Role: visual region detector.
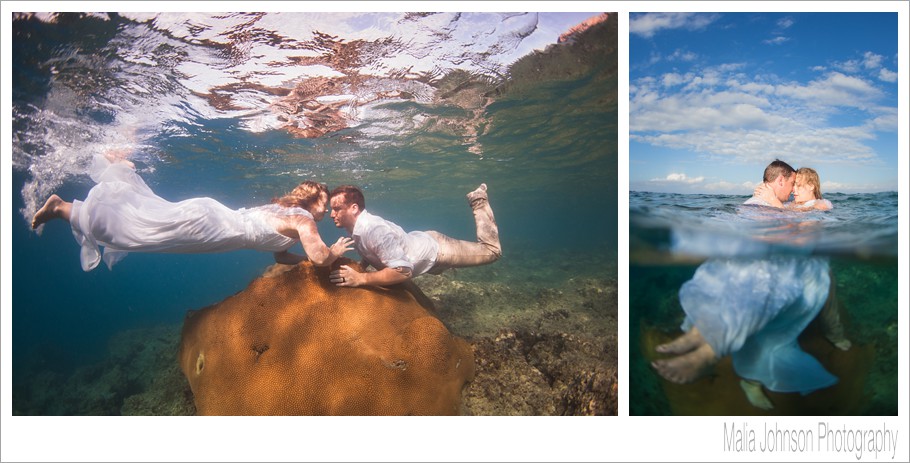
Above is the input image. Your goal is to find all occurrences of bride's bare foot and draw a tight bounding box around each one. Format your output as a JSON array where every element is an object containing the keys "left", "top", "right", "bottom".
[
  {"left": 656, "top": 326, "right": 705, "bottom": 355},
  {"left": 32, "top": 194, "right": 71, "bottom": 229},
  {"left": 740, "top": 379, "right": 774, "bottom": 410},
  {"left": 104, "top": 148, "right": 136, "bottom": 169},
  {"left": 651, "top": 342, "right": 717, "bottom": 384}
]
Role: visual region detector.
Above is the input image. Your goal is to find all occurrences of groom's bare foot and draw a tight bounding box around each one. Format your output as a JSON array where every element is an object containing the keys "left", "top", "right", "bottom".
[
  {"left": 656, "top": 326, "right": 705, "bottom": 354},
  {"left": 32, "top": 194, "right": 64, "bottom": 229},
  {"left": 651, "top": 342, "right": 717, "bottom": 384}
]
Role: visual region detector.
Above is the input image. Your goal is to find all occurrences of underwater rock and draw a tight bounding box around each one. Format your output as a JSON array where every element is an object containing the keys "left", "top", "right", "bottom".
[{"left": 178, "top": 259, "right": 474, "bottom": 415}]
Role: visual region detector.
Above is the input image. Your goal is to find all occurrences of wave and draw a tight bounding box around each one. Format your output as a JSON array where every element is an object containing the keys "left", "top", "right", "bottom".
[{"left": 630, "top": 191, "right": 898, "bottom": 260}]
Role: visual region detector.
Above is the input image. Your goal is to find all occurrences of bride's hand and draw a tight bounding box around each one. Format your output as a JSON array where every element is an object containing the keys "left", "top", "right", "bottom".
[
  {"left": 330, "top": 236, "right": 354, "bottom": 257},
  {"left": 754, "top": 183, "right": 776, "bottom": 203}
]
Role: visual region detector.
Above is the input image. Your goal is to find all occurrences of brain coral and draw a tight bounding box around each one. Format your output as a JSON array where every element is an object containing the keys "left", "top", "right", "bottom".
[{"left": 178, "top": 259, "right": 474, "bottom": 415}]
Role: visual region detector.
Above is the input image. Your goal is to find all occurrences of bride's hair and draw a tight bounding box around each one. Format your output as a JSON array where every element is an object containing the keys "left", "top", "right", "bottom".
[
  {"left": 797, "top": 167, "right": 823, "bottom": 200},
  {"left": 273, "top": 181, "right": 328, "bottom": 209}
]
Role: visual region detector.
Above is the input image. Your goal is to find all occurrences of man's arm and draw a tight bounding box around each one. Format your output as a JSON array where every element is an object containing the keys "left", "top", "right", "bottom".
[
  {"left": 330, "top": 265, "right": 411, "bottom": 287},
  {"left": 330, "top": 223, "right": 413, "bottom": 287}
]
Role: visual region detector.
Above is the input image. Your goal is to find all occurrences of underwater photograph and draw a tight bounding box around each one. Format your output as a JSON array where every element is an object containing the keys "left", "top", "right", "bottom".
[
  {"left": 628, "top": 13, "right": 898, "bottom": 415},
  {"left": 11, "top": 11, "right": 617, "bottom": 416}
]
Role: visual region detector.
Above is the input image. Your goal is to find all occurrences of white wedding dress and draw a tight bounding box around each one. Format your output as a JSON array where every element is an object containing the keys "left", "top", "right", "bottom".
[
  {"left": 677, "top": 256, "right": 838, "bottom": 394},
  {"left": 670, "top": 199, "right": 838, "bottom": 394},
  {"left": 68, "top": 156, "right": 307, "bottom": 271}
]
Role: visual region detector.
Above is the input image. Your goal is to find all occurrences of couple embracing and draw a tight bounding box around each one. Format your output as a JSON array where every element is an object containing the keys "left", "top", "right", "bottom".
[{"left": 32, "top": 151, "right": 501, "bottom": 291}]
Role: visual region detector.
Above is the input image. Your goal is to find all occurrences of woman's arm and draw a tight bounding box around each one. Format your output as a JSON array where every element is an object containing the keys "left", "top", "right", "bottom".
[
  {"left": 754, "top": 183, "right": 784, "bottom": 208},
  {"left": 296, "top": 218, "right": 353, "bottom": 266}
]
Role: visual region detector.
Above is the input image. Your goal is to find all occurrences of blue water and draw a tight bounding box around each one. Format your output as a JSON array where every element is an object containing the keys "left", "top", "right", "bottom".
[
  {"left": 631, "top": 191, "right": 898, "bottom": 260},
  {"left": 630, "top": 191, "right": 898, "bottom": 415},
  {"left": 11, "top": 12, "right": 617, "bottom": 413}
]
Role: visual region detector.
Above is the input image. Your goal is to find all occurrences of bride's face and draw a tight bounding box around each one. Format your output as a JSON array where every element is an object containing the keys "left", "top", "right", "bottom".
[
  {"left": 793, "top": 175, "right": 816, "bottom": 203},
  {"left": 310, "top": 193, "right": 329, "bottom": 221}
]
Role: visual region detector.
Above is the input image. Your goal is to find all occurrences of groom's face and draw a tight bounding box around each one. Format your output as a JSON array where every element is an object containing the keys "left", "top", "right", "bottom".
[{"left": 774, "top": 173, "right": 796, "bottom": 201}]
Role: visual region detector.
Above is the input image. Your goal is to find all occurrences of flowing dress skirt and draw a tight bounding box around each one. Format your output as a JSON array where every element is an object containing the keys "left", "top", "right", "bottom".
[
  {"left": 70, "top": 157, "right": 295, "bottom": 271},
  {"left": 678, "top": 256, "right": 838, "bottom": 394}
]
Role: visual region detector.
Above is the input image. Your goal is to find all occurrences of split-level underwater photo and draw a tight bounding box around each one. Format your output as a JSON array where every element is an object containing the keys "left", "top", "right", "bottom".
[
  {"left": 11, "top": 12, "right": 617, "bottom": 416},
  {"left": 628, "top": 12, "right": 898, "bottom": 416}
]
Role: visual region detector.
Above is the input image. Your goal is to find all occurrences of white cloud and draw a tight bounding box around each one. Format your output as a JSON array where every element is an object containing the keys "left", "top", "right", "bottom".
[
  {"left": 630, "top": 80, "right": 780, "bottom": 133},
  {"left": 776, "top": 17, "right": 795, "bottom": 29},
  {"left": 834, "top": 59, "right": 861, "bottom": 74},
  {"left": 630, "top": 13, "right": 720, "bottom": 38},
  {"left": 737, "top": 82, "right": 775, "bottom": 94},
  {"left": 661, "top": 72, "right": 687, "bottom": 87},
  {"left": 763, "top": 36, "right": 789, "bottom": 45},
  {"left": 668, "top": 49, "right": 698, "bottom": 62},
  {"left": 703, "top": 180, "right": 752, "bottom": 192},
  {"left": 632, "top": 127, "right": 877, "bottom": 166},
  {"left": 631, "top": 57, "right": 895, "bottom": 167},
  {"left": 650, "top": 172, "right": 705, "bottom": 184},
  {"left": 863, "top": 51, "right": 884, "bottom": 70},
  {"left": 775, "top": 72, "right": 881, "bottom": 108},
  {"left": 833, "top": 51, "right": 895, "bottom": 81},
  {"left": 866, "top": 107, "right": 898, "bottom": 131},
  {"left": 878, "top": 68, "right": 898, "bottom": 83}
]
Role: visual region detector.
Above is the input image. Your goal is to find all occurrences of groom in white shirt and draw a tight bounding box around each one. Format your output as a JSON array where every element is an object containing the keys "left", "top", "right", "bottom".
[
  {"left": 327, "top": 184, "right": 501, "bottom": 288},
  {"left": 743, "top": 159, "right": 796, "bottom": 206}
]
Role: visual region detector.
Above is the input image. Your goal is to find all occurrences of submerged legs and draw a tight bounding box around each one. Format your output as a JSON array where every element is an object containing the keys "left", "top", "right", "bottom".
[
  {"left": 651, "top": 327, "right": 719, "bottom": 384},
  {"left": 32, "top": 194, "right": 72, "bottom": 229}
]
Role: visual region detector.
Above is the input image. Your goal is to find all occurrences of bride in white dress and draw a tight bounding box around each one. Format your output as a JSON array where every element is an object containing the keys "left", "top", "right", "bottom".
[
  {"left": 652, "top": 167, "right": 840, "bottom": 409},
  {"left": 32, "top": 153, "right": 353, "bottom": 271}
]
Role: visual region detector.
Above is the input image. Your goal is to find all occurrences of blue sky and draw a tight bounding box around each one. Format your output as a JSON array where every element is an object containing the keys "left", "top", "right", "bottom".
[{"left": 630, "top": 13, "right": 898, "bottom": 194}]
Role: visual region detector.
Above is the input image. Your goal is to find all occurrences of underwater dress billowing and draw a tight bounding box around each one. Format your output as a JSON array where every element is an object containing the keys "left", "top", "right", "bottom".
[
  {"left": 68, "top": 156, "right": 307, "bottom": 271},
  {"left": 673, "top": 198, "right": 838, "bottom": 394}
]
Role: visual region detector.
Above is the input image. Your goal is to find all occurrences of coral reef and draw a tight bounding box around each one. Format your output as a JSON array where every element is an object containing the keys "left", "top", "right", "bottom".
[
  {"left": 179, "top": 259, "right": 474, "bottom": 415},
  {"left": 12, "top": 325, "right": 195, "bottom": 415},
  {"left": 412, "top": 257, "right": 618, "bottom": 415}
]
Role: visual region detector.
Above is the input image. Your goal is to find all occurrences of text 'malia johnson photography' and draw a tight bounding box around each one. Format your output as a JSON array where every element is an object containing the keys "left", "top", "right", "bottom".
[{"left": 723, "top": 421, "right": 900, "bottom": 460}]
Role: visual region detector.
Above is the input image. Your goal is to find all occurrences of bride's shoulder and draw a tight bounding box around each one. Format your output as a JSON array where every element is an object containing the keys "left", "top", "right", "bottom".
[
  {"left": 249, "top": 204, "right": 313, "bottom": 219},
  {"left": 800, "top": 198, "right": 832, "bottom": 211}
]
